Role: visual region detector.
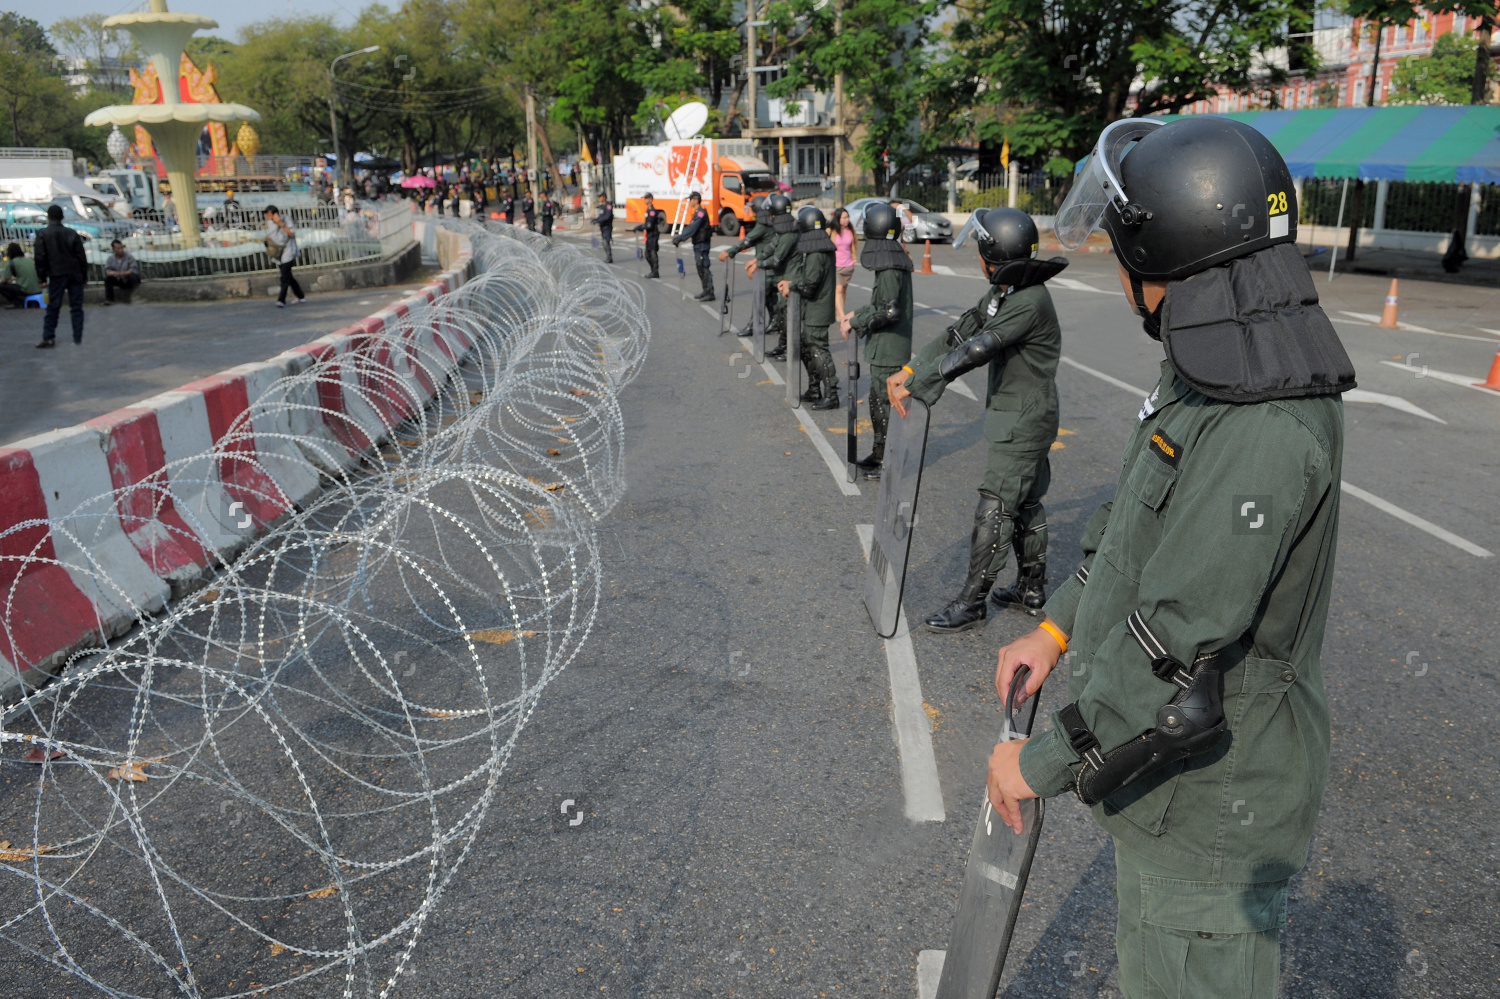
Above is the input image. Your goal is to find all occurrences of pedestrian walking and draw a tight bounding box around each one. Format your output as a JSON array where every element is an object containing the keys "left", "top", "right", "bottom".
[
  {"left": 0, "top": 242, "right": 40, "bottom": 309},
  {"left": 102, "top": 240, "right": 142, "bottom": 305},
  {"left": 264, "top": 205, "right": 304, "bottom": 307},
  {"left": 32, "top": 204, "right": 88, "bottom": 347},
  {"left": 986, "top": 115, "right": 1355, "bottom": 999},
  {"left": 829, "top": 206, "right": 856, "bottom": 322}
]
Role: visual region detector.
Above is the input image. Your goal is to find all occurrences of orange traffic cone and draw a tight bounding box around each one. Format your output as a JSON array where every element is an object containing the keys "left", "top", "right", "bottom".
[
  {"left": 920, "top": 239, "right": 934, "bottom": 275},
  {"left": 1476, "top": 345, "right": 1500, "bottom": 391},
  {"left": 1378, "top": 278, "right": 1399, "bottom": 328}
]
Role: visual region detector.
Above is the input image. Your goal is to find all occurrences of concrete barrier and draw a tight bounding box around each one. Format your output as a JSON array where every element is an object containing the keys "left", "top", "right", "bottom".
[{"left": 0, "top": 232, "right": 476, "bottom": 702}]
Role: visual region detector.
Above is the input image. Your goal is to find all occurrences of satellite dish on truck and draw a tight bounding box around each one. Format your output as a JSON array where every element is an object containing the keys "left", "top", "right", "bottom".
[{"left": 663, "top": 102, "right": 709, "bottom": 141}]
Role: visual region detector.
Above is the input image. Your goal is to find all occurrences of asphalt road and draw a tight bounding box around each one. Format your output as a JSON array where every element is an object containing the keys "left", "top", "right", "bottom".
[
  {"left": 1, "top": 232, "right": 1495, "bottom": 998},
  {"left": 0, "top": 272, "right": 439, "bottom": 447}
]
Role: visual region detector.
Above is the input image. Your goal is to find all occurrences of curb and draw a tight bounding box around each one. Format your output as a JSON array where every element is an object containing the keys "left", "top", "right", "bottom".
[{"left": 0, "top": 235, "right": 479, "bottom": 701}]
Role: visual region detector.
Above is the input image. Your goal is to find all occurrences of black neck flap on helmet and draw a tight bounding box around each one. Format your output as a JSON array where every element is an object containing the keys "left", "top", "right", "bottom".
[
  {"left": 989, "top": 256, "right": 1070, "bottom": 290},
  {"left": 797, "top": 229, "right": 835, "bottom": 253},
  {"left": 1160, "top": 243, "right": 1356, "bottom": 403},
  {"left": 860, "top": 203, "right": 912, "bottom": 271},
  {"left": 772, "top": 212, "right": 797, "bottom": 234}
]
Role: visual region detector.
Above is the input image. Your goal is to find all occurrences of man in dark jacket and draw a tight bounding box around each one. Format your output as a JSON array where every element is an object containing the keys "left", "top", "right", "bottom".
[
  {"left": 521, "top": 191, "right": 536, "bottom": 229},
  {"left": 840, "top": 203, "right": 913, "bottom": 478},
  {"left": 781, "top": 205, "right": 839, "bottom": 408},
  {"left": 540, "top": 195, "right": 558, "bottom": 236},
  {"left": 498, "top": 190, "right": 515, "bottom": 224},
  {"left": 671, "top": 191, "right": 716, "bottom": 301},
  {"left": 631, "top": 193, "right": 666, "bottom": 278},
  {"left": 720, "top": 195, "right": 772, "bottom": 336},
  {"left": 33, "top": 204, "right": 88, "bottom": 348},
  {"left": 591, "top": 200, "right": 615, "bottom": 263}
]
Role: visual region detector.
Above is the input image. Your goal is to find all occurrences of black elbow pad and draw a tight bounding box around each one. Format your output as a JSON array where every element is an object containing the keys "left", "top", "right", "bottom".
[{"left": 938, "top": 327, "right": 1006, "bottom": 382}]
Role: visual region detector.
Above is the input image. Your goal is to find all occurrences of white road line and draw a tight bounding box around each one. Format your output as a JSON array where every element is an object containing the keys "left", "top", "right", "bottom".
[
  {"left": 1337, "top": 311, "right": 1500, "bottom": 344},
  {"left": 1051, "top": 276, "right": 1124, "bottom": 295},
  {"left": 1059, "top": 355, "right": 1150, "bottom": 398},
  {"left": 856, "top": 524, "right": 946, "bottom": 823},
  {"left": 930, "top": 264, "right": 956, "bottom": 276},
  {"left": 1343, "top": 389, "right": 1446, "bottom": 423},
  {"left": 1340, "top": 481, "right": 1493, "bottom": 558},
  {"left": 917, "top": 950, "right": 946, "bottom": 999},
  {"left": 949, "top": 378, "right": 979, "bottom": 402},
  {"left": 797, "top": 407, "right": 861, "bottom": 497},
  {"left": 1479, "top": 327, "right": 1500, "bottom": 338},
  {"left": 1378, "top": 360, "right": 1500, "bottom": 396}
]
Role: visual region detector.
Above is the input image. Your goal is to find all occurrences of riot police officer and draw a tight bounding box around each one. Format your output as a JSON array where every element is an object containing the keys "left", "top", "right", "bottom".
[
  {"left": 759, "top": 194, "right": 800, "bottom": 359},
  {"left": 498, "top": 189, "right": 514, "bottom": 225},
  {"left": 985, "top": 115, "right": 1355, "bottom": 999},
  {"left": 889, "top": 208, "right": 1067, "bottom": 633},
  {"left": 671, "top": 191, "right": 716, "bottom": 301},
  {"left": 721, "top": 195, "right": 772, "bottom": 336},
  {"left": 521, "top": 191, "right": 536, "bottom": 230},
  {"left": 540, "top": 195, "right": 558, "bottom": 236},
  {"left": 632, "top": 193, "right": 666, "bottom": 279},
  {"left": 839, "top": 203, "right": 913, "bottom": 479},
  {"left": 591, "top": 199, "right": 615, "bottom": 263},
  {"left": 780, "top": 205, "right": 839, "bottom": 409}
]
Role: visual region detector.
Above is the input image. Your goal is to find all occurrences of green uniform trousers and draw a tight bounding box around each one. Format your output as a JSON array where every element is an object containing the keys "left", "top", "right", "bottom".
[
  {"left": 800, "top": 323, "right": 834, "bottom": 387},
  {"left": 765, "top": 275, "right": 786, "bottom": 341},
  {"left": 867, "top": 364, "right": 903, "bottom": 450},
  {"left": 980, "top": 445, "right": 1050, "bottom": 573},
  {"left": 1114, "top": 840, "right": 1288, "bottom": 999}
]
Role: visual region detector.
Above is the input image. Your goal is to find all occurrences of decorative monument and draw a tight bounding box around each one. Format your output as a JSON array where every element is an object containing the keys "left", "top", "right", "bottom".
[{"left": 83, "top": 0, "right": 259, "bottom": 247}]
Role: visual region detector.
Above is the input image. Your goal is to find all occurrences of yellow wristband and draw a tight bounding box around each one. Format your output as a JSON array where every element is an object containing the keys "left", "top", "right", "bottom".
[
  {"left": 1038, "top": 619, "right": 1068, "bottom": 653},
  {"left": 901, "top": 365, "right": 914, "bottom": 376}
]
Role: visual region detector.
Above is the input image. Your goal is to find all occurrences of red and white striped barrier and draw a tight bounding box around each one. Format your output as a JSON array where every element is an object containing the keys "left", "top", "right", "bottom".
[{"left": 0, "top": 237, "right": 476, "bottom": 699}]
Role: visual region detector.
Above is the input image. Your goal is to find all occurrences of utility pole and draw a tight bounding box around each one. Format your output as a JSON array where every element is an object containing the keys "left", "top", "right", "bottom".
[
  {"left": 525, "top": 84, "right": 540, "bottom": 204},
  {"left": 328, "top": 45, "right": 380, "bottom": 192}
]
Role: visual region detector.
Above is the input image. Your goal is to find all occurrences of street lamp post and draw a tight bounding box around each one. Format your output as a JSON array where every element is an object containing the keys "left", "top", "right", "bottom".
[{"left": 329, "top": 45, "right": 380, "bottom": 191}]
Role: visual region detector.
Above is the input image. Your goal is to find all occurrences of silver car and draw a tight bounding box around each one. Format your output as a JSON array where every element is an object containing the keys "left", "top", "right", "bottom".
[{"left": 844, "top": 197, "right": 954, "bottom": 243}]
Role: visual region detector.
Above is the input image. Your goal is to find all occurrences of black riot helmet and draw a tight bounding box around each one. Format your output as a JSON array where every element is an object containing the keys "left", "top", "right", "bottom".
[
  {"left": 1056, "top": 116, "right": 1297, "bottom": 281},
  {"left": 767, "top": 193, "right": 792, "bottom": 215},
  {"left": 953, "top": 207, "right": 1038, "bottom": 266},
  {"left": 862, "top": 202, "right": 902, "bottom": 241},
  {"left": 796, "top": 205, "right": 827, "bottom": 233}
]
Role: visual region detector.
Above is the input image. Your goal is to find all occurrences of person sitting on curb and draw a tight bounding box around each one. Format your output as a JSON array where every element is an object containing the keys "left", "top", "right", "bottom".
[
  {"left": 0, "top": 242, "right": 40, "bottom": 309},
  {"left": 102, "top": 240, "right": 141, "bottom": 305}
]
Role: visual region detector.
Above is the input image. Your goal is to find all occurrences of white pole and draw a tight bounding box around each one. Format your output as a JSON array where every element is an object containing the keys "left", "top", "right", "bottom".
[
  {"left": 1007, "top": 160, "right": 1019, "bottom": 209},
  {"left": 1466, "top": 182, "right": 1481, "bottom": 240},
  {"left": 947, "top": 157, "right": 956, "bottom": 214},
  {"left": 1329, "top": 176, "right": 1349, "bottom": 283},
  {"left": 1372, "top": 178, "right": 1389, "bottom": 231}
]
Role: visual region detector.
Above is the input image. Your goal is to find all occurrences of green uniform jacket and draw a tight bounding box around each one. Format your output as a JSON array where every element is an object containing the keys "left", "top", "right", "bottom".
[
  {"left": 787, "top": 250, "right": 836, "bottom": 327},
  {"left": 726, "top": 222, "right": 772, "bottom": 263},
  {"left": 848, "top": 267, "right": 914, "bottom": 368},
  {"left": 762, "top": 228, "right": 800, "bottom": 277},
  {"left": 905, "top": 282, "right": 1061, "bottom": 449},
  {"left": 1020, "top": 360, "right": 1344, "bottom": 883}
]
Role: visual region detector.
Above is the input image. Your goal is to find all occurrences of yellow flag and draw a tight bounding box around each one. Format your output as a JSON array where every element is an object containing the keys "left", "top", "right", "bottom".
[
  {"left": 779, "top": 136, "right": 787, "bottom": 165},
  {"left": 1001, "top": 137, "right": 1010, "bottom": 171},
  {"left": 580, "top": 137, "right": 594, "bottom": 165}
]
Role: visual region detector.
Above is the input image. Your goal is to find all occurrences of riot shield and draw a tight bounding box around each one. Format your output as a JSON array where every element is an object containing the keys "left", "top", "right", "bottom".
[
  {"left": 751, "top": 270, "right": 767, "bottom": 363},
  {"left": 844, "top": 329, "right": 860, "bottom": 483},
  {"left": 935, "top": 667, "right": 1045, "bottom": 999},
  {"left": 863, "top": 398, "right": 929, "bottom": 637},
  {"left": 786, "top": 291, "right": 804, "bottom": 408},
  {"left": 718, "top": 258, "right": 735, "bottom": 336}
]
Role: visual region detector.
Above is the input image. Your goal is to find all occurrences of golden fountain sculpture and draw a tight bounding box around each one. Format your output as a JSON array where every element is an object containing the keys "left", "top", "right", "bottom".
[{"left": 83, "top": 0, "right": 259, "bottom": 247}]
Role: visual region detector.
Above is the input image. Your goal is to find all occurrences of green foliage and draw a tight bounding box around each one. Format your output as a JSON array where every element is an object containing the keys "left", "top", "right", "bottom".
[
  {"left": 1389, "top": 30, "right": 1486, "bottom": 105},
  {"left": 932, "top": 0, "right": 1316, "bottom": 164},
  {"left": 0, "top": 13, "right": 85, "bottom": 150}
]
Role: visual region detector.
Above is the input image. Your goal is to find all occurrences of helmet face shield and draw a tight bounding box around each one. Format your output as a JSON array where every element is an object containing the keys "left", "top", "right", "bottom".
[
  {"left": 1053, "top": 118, "right": 1163, "bottom": 250},
  {"left": 953, "top": 208, "right": 991, "bottom": 251}
]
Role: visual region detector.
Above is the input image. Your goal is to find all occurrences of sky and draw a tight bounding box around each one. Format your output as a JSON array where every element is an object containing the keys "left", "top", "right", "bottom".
[{"left": 13, "top": 0, "right": 363, "bottom": 43}]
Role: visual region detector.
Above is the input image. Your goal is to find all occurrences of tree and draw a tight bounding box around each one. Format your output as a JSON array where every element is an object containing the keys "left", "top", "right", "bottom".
[
  {"left": 930, "top": 0, "right": 1316, "bottom": 169},
  {"left": 49, "top": 14, "right": 139, "bottom": 91},
  {"left": 1389, "top": 29, "right": 1486, "bottom": 103},
  {"left": 0, "top": 13, "right": 81, "bottom": 149}
]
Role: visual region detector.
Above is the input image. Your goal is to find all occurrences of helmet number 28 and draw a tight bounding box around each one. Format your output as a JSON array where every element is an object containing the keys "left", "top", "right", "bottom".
[{"left": 1266, "top": 191, "right": 1288, "bottom": 215}]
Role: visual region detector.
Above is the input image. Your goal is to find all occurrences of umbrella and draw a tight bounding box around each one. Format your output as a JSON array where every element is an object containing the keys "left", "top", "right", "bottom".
[{"left": 401, "top": 175, "right": 437, "bottom": 189}]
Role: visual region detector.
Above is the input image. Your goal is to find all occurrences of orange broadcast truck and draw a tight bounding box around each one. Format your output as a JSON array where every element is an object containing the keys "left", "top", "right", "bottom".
[{"left": 613, "top": 139, "right": 780, "bottom": 237}]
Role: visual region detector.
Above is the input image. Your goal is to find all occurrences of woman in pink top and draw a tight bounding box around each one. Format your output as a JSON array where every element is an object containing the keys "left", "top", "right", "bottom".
[{"left": 830, "top": 206, "right": 856, "bottom": 322}]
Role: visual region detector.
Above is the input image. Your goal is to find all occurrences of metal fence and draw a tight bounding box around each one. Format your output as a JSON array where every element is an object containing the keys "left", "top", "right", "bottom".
[
  {"left": 4, "top": 199, "right": 413, "bottom": 283},
  {"left": 1299, "top": 178, "right": 1500, "bottom": 236}
]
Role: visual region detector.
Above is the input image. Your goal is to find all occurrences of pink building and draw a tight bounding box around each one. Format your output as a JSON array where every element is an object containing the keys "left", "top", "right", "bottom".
[{"left": 1176, "top": 11, "right": 1499, "bottom": 114}]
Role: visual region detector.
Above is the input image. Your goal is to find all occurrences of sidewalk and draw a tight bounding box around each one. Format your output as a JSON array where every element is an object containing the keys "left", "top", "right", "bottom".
[{"left": 1311, "top": 245, "right": 1500, "bottom": 287}]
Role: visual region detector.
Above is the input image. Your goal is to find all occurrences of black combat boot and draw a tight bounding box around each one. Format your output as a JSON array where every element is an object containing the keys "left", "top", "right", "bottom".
[
  {"left": 800, "top": 378, "right": 822, "bottom": 403},
  {"left": 766, "top": 333, "right": 788, "bottom": 360},
  {"left": 811, "top": 379, "right": 840, "bottom": 410},
  {"left": 990, "top": 562, "right": 1047, "bottom": 615},
  {"left": 855, "top": 444, "right": 883, "bottom": 470},
  {"left": 923, "top": 492, "right": 1008, "bottom": 634}
]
